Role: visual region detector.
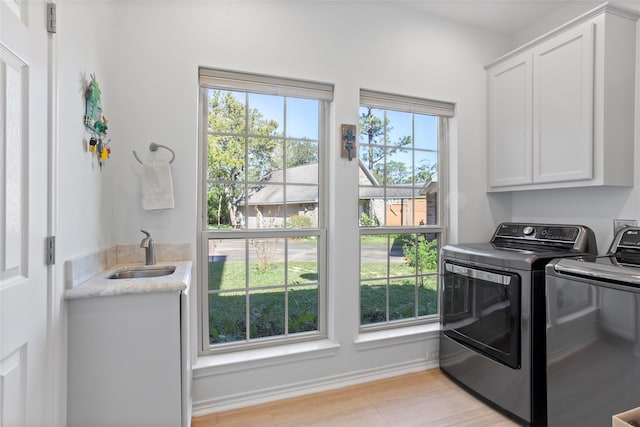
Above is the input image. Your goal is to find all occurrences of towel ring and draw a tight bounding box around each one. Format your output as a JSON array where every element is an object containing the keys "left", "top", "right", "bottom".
[{"left": 133, "top": 143, "right": 175, "bottom": 164}]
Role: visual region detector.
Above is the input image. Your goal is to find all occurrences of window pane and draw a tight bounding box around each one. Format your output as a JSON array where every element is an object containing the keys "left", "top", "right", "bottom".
[
  {"left": 391, "top": 234, "right": 415, "bottom": 277},
  {"left": 207, "top": 90, "right": 246, "bottom": 134},
  {"left": 386, "top": 110, "right": 412, "bottom": 149},
  {"left": 249, "top": 238, "right": 285, "bottom": 286},
  {"left": 250, "top": 289, "right": 285, "bottom": 339},
  {"left": 358, "top": 93, "right": 445, "bottom": 329},
  {"left": 286, "top": 201, "right": 317, "bottom": 228},
  {"left": 209, "top": 292, "right": 246, "bottom": 344},
  {"left": 289, "top": 285, "right": 318, "bottom": 333},
  {"left": 359, "top": 144, "right": 384, "bottom": 183},
  {"left": 286, "top": 185, "right": 317, "bottom": 218},
  {"left": 286, "top": 163, "right": 317, "bottom": 184},
  {"left": 417, "top": 234, "right": 439, "bottom": 274},
  {"left": 414, "top": 150, "right": 437, "bottom": 186},
  {"left": 404, "top": 234, "right": 439, "bottom": 276},
  {"left": 413, "top": 194, "right": 429, "bottom": 227},
  {"left": 359, "top": 232, "right": 441, "bottom": 327},
  {"left": 386, "top": 198, "right": 412, "bottom": 227},
  {"left": 385, "top": 148, "right": 412, "bottom": 186},
  {"left": 414, "top": 113, "right": 438, "bottom": 151},
  {"left": 207, "top": 182, "right": 243, "bottom": 229},
  {"left": 207, "top": 234, "right": 321, "bottom": 345},
  {"left": 360, "top": 234, "right": 388, "bottom": 280},
  {"left": 358, "top": 197, "right": 383, "bottom": 227},
  {"left": 287, "top": 98, "right": 319, "bottom": 140},
  {"left": 208, "top": 239, "right": 246, "bottom": 290},
  {"left": 202, "top": 75, "right": 327, "bottom": 350},
  {"left": 389, "top": 277, "right": 416, "bottom": 321},
  {"left": 246, "top": 185, "right": 285, "bottom": 229},
  {"left": 358, "top": 105, "right": 441, "bottom": 228},
  {"left": 248, "top": 138, "right": 283, "bottom": 182},
  {"left": 248, "top": 93, "right": 283, "bottom": 136},
  {"left": 418, "top": 274, "right": 438, "bottom": 316},
  {"left": 208, "top": 135, "right": 245, "bottom": 182},
  {"left": 288, "top": 239, "right": 318, "bottom": 284},
  {"left": 361, "top": 279, "right": 387, "bottom": 325},
  {"left": 359, "top": 107, "right": 385, "bottom": 146},
  {"left": 286, "top": 141, "right": 318, "bottom": 172}
]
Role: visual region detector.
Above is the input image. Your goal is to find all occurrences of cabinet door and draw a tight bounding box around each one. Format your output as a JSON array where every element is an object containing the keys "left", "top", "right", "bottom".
[
  {"left": 533, "top": 22, "right": 595, "bottom": 184},
  {"left": 68, "top": 293, "right": 183, "bottom": 427},
  {"left": 487, "top": 51, "right": 533, "bottom": 188}
]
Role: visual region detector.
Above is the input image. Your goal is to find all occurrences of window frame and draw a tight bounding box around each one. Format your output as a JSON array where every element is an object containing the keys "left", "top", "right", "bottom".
[
  {"left": 197, "top": 68, "right": 332, "bottom": 355},
  {"left": 358, "top": 89, "right": 452, "bottom": 332}
]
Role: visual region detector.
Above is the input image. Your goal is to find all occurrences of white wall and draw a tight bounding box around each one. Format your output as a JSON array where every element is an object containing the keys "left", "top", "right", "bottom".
[
  {"left": 511, "top": 1, "right": 601, "bottom": 47},
  {"left": 57, "top": 1, "right": 117, "bottom": 263},
  {"left": 55, "top": 4, "right": 117, "bottom": 425},
  {"left": 508, "top": 2, "right": 640, "bottom": 252},
  {"left": 100, "top": 1, "right": 512, "bottom": 247},
  {"left": 56, "top": 0, "right": 513, "bottom": 416}
]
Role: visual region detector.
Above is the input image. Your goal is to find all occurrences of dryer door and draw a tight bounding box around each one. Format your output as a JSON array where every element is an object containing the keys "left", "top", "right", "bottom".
[{"left": 442, "top": 261, "right": 521, "bottom": 369}]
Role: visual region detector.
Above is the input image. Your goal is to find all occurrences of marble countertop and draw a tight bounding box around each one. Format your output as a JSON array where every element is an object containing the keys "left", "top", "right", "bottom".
[{"left": 65, "top": 261, "right": 192, "bottom": 300}]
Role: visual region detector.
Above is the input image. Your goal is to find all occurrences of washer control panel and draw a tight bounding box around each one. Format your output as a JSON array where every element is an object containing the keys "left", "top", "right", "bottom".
[
  {"left": 612, "top": 227, "right": 640, "bottom": 251},
  {"left": 494, "top": 223, "right": 580, "bottom": 243},
  {"left": 619, "top": 229, "right": 640, "bottom": 247}
]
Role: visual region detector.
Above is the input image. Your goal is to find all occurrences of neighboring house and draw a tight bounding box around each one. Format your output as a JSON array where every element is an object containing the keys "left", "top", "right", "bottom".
[
  {"left": 239, "top": 161, "right": 437, "bottom": 228},
  {"left": 358, "top": 160, "right": 438, "bottom": 227},
  {"left": 239, "top": 163, "right": 319, "bottom": 229}
]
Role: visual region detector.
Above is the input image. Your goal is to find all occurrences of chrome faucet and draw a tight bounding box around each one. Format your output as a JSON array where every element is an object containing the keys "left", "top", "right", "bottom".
[{"left": 139, "top": 230, "right": 156, "bottom": 265}]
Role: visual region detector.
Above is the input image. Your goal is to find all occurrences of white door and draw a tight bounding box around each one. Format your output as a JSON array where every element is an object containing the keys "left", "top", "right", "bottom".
[{"left": 1, "top": 1, "right": 51, "bottom": 426}]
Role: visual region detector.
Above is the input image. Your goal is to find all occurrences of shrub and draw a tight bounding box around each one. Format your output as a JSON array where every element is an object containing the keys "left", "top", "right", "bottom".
[
  {"left": 403, "top": 236, "right": 438, "bottom": 286},
  {"left": 287, "top": 214, "right": 313, "bottom": 229},
  {"left": 359, "top": 212, "right": 379, "bottom": 227}
]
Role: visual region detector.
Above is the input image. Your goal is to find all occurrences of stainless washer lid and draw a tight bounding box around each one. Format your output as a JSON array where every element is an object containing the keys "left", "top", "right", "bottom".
[
  {"left": 549, "top": 256, "right": 640, "bottom": 287},
  {"left": 441, "top": 242, "right": 579, "bottom": 270}
]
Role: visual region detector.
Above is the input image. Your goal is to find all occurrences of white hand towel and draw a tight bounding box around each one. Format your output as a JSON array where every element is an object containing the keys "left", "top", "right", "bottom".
[{"left": 142, "top": 162, "right": 175, "bottom": 210}]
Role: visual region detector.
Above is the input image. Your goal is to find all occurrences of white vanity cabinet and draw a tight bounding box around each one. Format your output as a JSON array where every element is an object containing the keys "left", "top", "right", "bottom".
[
  {"left": 487, "top": 4, "right": 638, "bottom": 191},
  {"left": 66, "top": 262, "right": 192, "bottom": 427}
]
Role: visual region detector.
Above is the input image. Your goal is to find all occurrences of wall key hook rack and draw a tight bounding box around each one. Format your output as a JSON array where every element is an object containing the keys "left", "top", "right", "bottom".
[
  {"left": 341, "top": 124, "right": 356, "bottom": 161},
  {"left": 84, "top": 73, "right": 111, "bottom": 169},
  {"left": 133, "top": 143, "right": 176, "bottom": 164}
]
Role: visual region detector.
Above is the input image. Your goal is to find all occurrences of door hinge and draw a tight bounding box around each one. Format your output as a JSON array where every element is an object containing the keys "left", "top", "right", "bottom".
[
  {"left": 47, "top": 3, "right": 56, "bottom": 34},
  {"left": 46, "top": 236, "right": 56, "bottom": 265}
]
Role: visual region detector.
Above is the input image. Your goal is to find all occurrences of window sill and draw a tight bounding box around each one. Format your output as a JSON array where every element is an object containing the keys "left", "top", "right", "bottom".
[
  {"left": 354, "top": 323, "right": 440, "bottom": 351},
  {"left": 193, "top": 339, "right": 341, "bottom": 377}
]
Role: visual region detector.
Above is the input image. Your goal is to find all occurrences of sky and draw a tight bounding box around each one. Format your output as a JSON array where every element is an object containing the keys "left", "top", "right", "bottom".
[
  {"left": 214, "top": 89, "right": 439, "bottom": 178},
  {"left": 246, "top": 92, "right": 319, "bottom": 140},
  {"left": 360, "top": 106, "right": 439, "bottom": 180}
]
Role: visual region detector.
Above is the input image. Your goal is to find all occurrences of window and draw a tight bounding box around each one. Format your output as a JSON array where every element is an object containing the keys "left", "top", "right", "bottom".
[
  {"left": 198, "top": 68, "right": 332, "bottom": 353},
  {"left": 358, "top": 89, "right": 453, "bottom": 329}
]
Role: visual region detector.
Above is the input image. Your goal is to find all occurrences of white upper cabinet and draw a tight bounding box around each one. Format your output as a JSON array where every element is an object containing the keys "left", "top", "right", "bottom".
[
  {"left": 532, "top": 21, "right": 594, "bottom": 184},
  {"left": 488, "top": 51, "right": 533, "bottom": 187},
  {"left": 486, "top": 4, "right": 638, "bottom": 192}
]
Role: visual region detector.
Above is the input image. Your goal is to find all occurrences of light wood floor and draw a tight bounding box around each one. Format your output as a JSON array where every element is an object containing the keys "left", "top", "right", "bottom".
[{"left": 192, "top": 369, "right": 523, "bottom": 427}]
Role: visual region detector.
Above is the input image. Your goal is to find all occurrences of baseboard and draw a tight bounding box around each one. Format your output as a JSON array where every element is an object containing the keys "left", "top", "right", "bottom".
[{"left": 192, "top": 358, "right": 438, "bottom": 417}]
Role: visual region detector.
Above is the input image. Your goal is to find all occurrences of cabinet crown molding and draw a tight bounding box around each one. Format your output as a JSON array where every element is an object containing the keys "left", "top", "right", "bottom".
[{"left": 485, "top": 2, "right": 640, "bottom": 70}]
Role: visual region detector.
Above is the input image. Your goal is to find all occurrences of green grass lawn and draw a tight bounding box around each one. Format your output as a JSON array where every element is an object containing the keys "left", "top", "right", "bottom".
[
  {"left": 208, "top": 260, "right": 438, "bottom": 344},
  {"left": 209, "top": 259, "right": 318, "bottom": 291}
]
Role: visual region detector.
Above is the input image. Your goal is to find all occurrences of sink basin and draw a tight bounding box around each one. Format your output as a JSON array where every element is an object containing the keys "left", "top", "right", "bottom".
[{"left": 107, "top": 265, "right": 176, "bottom": 279}]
